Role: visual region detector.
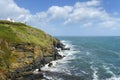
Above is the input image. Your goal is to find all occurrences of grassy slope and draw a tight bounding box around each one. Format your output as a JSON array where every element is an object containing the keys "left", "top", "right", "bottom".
[{"left": 0, "top": 20, "right": 58, "bottom": 47}]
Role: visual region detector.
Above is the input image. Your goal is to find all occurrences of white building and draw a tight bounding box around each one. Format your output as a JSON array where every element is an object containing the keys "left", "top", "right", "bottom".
[{"left": 7, "top": 18, "right": 15, "bottom": 22}]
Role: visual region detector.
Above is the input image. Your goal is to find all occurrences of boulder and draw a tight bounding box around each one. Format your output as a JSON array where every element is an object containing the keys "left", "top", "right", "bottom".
[{"left": 48, "top": 63, "right": 53, "bottom": 67}]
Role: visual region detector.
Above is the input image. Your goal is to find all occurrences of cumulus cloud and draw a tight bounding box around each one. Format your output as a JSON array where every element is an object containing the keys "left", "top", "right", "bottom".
[
  {"left": 48, "top": 6, "right": 73, "bottom": 19},
  {"left": 0, "top": 0, "right": 120, "bottom": 35},
  {"left": 62, "top": 0, "right": 120, "bottom": 30},
  {"left": 0, "top": 0, "right": 30, "bottom": 20},
  {"left": 64, "top": 0, "right": 110, "bottom": 25}
]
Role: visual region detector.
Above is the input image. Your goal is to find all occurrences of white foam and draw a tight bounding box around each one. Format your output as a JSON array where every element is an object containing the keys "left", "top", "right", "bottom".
[
  {"left": 44, "top": 75, "right": 64, "bottom": 80},
  {"left": 103, "top": 65, "right": 116, "bottom": 77},
  {"left": 106, "top": 76, "right": 120, "bottom": 80},
  {"left": 81, "top": 70, "right": 88, "bottom": 74},
  {"left": 33, "top": 69, "right": 40, "bottom": 74},
  {"left": 41, "top": 60, "right": 60, "bottom": 72},
  {"left": 91, "top": 65, "right": 99, "bottom": 80},
  {"left": 102, "top": 65, "right": 120, "bottom": 80},
  {"left": 61, "top": 40, "right": 75, "bottom": 49},
  {"left": 41, "top": 40, "right": 80, "bottom": 76}
]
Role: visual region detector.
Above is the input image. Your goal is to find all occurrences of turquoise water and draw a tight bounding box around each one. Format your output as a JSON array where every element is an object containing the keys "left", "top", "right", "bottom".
[{"left": 42, "top": 36, "right": 120, "bottom": 80}]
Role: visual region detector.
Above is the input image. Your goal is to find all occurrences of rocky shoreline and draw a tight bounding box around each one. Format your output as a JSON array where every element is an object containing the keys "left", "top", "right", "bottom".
[
  {"left": 5, "top": 41, "right": 70, "bottom": 80},
  {"left": 0, "top": 20, "right": 71, "bottom": 80}
]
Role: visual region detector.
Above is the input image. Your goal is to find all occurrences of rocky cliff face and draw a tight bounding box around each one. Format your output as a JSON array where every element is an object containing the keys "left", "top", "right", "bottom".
[{"left": 0, "top": 20, "right": 62, "bottom": 80}]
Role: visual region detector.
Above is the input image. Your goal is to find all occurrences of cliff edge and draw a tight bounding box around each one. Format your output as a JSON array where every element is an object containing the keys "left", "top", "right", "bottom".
[{"left": 0, "top": 20, "right": 63, "bottom": 80}]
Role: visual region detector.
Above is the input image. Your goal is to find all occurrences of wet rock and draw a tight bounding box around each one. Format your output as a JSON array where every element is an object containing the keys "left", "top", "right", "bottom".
[
  {"left": 44, "top": 56, "right": 54, "bottom": 63},
  {"left": 48, "top": 63, "right": 53, "bottom": 67},
  {"left": 40, "top": 58, "right": 46, "bottom": 66},
  {"left": 62, "top": 47, "right": 70, "bottom": 50},
  {"left": 56, "top": 43, "right": 65, "bottom": 49}
]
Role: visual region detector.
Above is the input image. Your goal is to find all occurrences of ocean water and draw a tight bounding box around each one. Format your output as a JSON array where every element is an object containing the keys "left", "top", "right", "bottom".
[{"left": 41, "top": 36, "right": 120, "bottom": 80}]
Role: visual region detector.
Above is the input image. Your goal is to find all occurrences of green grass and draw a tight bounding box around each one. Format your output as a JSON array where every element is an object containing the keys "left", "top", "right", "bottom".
[{"left": 0, "top": 20, "right": 58, "bottom": 47}]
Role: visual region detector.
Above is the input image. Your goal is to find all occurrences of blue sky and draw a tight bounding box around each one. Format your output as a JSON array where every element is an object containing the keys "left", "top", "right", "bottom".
[
  {"left": 0, "top": 0, "right": 120, "bottom": 36},
  {"left": 15, "top": 0, "right": 89, "bottom": 13},
  {"left": 15, "top": 0, "right": 120, "bottom": 14}
]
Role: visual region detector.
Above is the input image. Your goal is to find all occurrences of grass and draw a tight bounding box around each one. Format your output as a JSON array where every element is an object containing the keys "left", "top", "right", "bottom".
[
  {"left": 0, "top": 20, "right": 59, "bottom": 70},
  {"left": 0, "top": 20, "right": 58, "bottom": 47}
]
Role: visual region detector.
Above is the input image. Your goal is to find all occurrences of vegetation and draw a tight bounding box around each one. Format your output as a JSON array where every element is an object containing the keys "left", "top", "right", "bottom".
[
  {"left": 0, "top": 20, "right": 58, "bottom": 47},
  {"left": 0, "top": 20, "right": 59, "bottom": 79}
]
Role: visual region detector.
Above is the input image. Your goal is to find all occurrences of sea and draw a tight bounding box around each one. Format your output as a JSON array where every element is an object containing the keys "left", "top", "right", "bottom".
[{"left": 41, "top": 36, "right": 120, "bottom": 80}]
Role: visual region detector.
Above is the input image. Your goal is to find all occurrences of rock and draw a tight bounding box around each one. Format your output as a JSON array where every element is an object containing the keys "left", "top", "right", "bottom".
[
  {"left": 63, "top": 55, "right": 66, "bottom": 57},
  {"left": 56, "top": 42, "right": 70, "bottom": 50},
  {"left": 33, "top": 73, "right": 44, "bottom": 79},
  {"left": 44, "top": 56, "right": 54, "bottom": 63},
  {"left": 40, "top": 58, "right": 46, "bottom": 66},
  {"left": 62, "top": 47, "right": 70, "bottom": 50},
  {"left": 0, "top": 20, "right": 67, "bottom": 80},
  {"left": 38, "top": 68, "right": 41, "bottom": 72},
  {"left": 48, "top": 63, "right": 53, "bottom": 67},
  {"left": 56, "top": 43, "right": 65, "bottom": 49},
  {"left": 33, "top": 69, "right": 39, "bottom": 74},
  {"left": 16, "top": 71, "right": 44, "bottom": 80},
  {"left": 0, "top": 73, "right": 6, "bottom": 80},
  {"left": 33, "top": 68, "right": 41, "bottom": 75}
]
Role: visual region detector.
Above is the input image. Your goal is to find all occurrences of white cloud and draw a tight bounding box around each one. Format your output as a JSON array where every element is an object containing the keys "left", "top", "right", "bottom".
[
  {"left": 75, "top": 0, "right": 100, "bottom": 8},
  {"left": 48, "top": 6, "right": 73, "bottom": 19},
  {"left": 0, "top": 0, "right": 120, "bottom": 35},
  {"left": 64, "top": 0, "right": 108, "bottom": 24},
  {"left": 63, "top": 0, "right": 120, "bottom": 30},
  {"left": 0, "top": 0, "right": 30, "bottom": 20}
]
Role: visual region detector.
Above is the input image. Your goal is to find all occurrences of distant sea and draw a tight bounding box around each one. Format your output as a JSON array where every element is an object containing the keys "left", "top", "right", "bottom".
[{"left": 41, "top": 36, "right": 120, "bottom": 80}]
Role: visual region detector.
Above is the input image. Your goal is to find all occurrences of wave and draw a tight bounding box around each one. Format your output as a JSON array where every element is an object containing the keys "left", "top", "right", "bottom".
[
  {"left": 102, "top": 65, "right": 120, "bottom": 80},
  {"left": 90, "top": 65, "right": 99, "bottom": 80},
  {"left": 103, "top": 65, "right": 116, "bottom": 77},
  {"left": 41, "top": 40, "right": 80, "bottom": 80},
  {"left": 106, "top": 76, "right": 120, "bottom": 80}
]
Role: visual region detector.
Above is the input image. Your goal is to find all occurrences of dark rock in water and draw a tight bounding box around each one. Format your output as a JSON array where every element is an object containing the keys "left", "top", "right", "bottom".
[
  {"left": 38, "top": 68, "right": 41, "bottom": 72},
  {"left": 62, "top": 55, "right": 66, "bottom": 57},
  {"left": 56, "top": 43, "right": 65, "bottom": 49},
  {"left": 13, "top": 71, "right": 49, "bottom": 80},
  {"left": 40, "top": 58, "right": 46, "bottom": 66},
  {"left": 62, "top": 48, "right": 70, "bottom": 50},
  {"left": 56, "top": 42, "right": 70, "bottom": 50},
  {"left": 54, "top": 52, "right": 63, "bottom": 60},
  {"left": 48, "top": 63, "right": 53, "bottom": 67},
  {"left": 56, "top": 53, "right": 63, "bottom": 60}
]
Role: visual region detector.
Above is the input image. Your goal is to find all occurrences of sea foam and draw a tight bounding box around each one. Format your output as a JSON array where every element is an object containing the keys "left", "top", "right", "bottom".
[{"left": 41, "top": 40, "right": 80, "bottom": 80}]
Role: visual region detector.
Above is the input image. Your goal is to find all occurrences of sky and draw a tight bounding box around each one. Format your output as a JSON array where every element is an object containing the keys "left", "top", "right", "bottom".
[{"left": 0, "top": 0, "right": 120, "bottom": 36}]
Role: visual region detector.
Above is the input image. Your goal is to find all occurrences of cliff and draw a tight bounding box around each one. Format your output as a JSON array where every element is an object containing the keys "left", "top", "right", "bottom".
[{"left": 0, "top": 20, "right": 62, "bottom": 80}]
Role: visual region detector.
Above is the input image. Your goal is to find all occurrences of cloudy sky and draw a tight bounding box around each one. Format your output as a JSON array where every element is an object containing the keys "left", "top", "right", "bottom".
[{"left": 0, "top": 0, "right": 120, "bottom": 36}]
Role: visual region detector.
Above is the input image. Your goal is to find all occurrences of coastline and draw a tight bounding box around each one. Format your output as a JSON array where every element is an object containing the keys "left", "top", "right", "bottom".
[
  {"left": 9, "top": 41, "right": 70, "bottom": 80},
  {"left": 0, "top": 20, "right": 69, "bottom": 80}
]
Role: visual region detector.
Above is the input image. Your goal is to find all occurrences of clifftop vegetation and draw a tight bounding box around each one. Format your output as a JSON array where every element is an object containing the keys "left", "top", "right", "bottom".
[{"left": 0, "top": 20, "right": 58, "bottom": 47}]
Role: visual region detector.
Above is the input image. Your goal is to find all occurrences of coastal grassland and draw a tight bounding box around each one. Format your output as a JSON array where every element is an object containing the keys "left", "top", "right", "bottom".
[{"left": 0, "top": 20, "right": 58, "bottom": 47}]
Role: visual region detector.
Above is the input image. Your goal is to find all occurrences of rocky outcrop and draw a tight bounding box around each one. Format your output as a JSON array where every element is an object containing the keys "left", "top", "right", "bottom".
[
  {"left": 0, "top": 40, "right": 65, "bottom": 80},
  {"left": 0, "top": 20, "right": 68, "bottom": 80}
]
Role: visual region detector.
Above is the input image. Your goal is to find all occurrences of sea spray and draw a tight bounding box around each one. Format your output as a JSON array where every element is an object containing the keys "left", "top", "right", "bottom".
[{"left": 41, "top": 40, "right": 80, "bottom": 80}]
